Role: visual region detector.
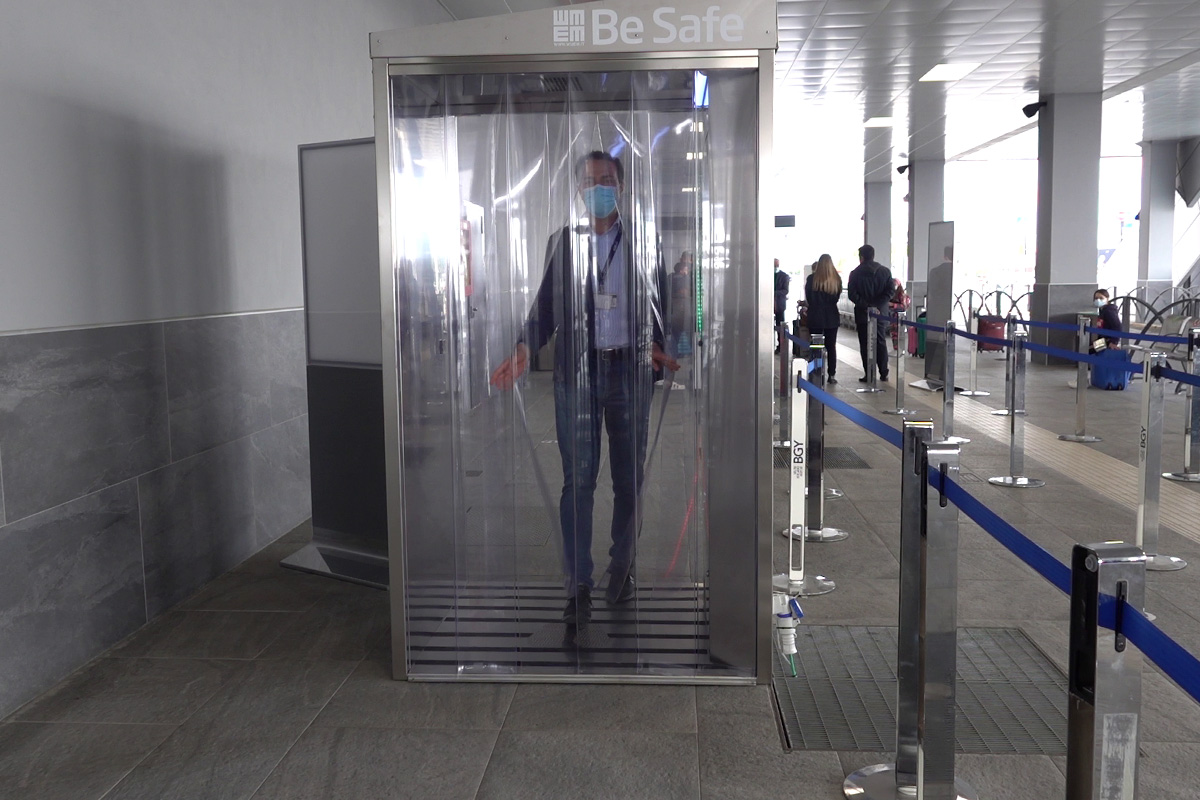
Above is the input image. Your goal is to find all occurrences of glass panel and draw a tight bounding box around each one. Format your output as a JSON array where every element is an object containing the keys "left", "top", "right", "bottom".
[{"left": 389, "top": 65, "right": 758, "bottom": 679}]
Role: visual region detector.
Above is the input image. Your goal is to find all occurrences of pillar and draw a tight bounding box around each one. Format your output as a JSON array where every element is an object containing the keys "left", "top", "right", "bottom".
[
  {"left": 864, "top": 127, "right": 892, "bottom": 271},
  {"left": 907, "top": 160, "right": 945, "bottom": 307},
  {"left": 1032, "top": 92, "right": 1103, "bottom": 362},
  {"left": 1138, "top": 139, "right": 1176, "bottom": 302}
]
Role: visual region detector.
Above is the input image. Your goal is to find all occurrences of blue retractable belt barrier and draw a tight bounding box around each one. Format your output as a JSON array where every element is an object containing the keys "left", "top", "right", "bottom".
[
  {"left": 1084, "top": 326, "right": 1189, "bottom": 346},
  {"left": 1155, "top": 365, "right": 1200, "bottom": 388},
  {"left": 806, "top": 358, "right": 824, "bottom": 375},
  {"left": 900, "top": 318, "right": 946, "bottom": 334},
  {"left": 952, "top": 327, "right": 1012, "bottom": 349},
  {"left": 783, "top": 330, "right": 809, "bottom": 347},
  {"left": 796, "top": 374, "right": 904, "bottom": 449},
  {"left": 1022, "top": 340, "right": 1145, "bottom": 373},
  {"left": 1011, "top": 318, "right": 1079, "bottom": 333}
]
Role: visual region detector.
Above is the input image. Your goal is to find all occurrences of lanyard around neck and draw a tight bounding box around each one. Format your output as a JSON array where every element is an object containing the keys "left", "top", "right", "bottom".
[{"left": 594, "top": 223, "right": 623, "bottom": 291}]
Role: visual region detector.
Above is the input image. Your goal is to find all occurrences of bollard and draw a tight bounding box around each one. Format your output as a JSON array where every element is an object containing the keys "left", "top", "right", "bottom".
[
  {"left": 1059, "top": 314, "right": 1102, "bottom": 444},
  {"left": 1164, "top": 327, "right": 1200, "bottom": 482},
  {"left": 774, "top": 357, "right": 836, "bottom": 596},
  {"left": 991, "top": 316, "right": 1024, "bottom": 416},
  {"left": 989, "top": 331, "right": 1044, "bottom": 488},
  {"left": 844, "top": 422, "right": 976, "bottom": 800},
  {"left": 960, "top": 310, "right": 991, "bottom": 397},
  {"left": 1065, "top": 542, "right": 1146, "bottom": 800},
  {"left": 1137, "top": 354, "right": 1187, "bottom": 571},
  {"left": 858, "top": 313, "right": 885, "bottom": 394},
  {"left": 884, "top": 311, "right": 919, "bottom": 415},
  {"left": 805, "top": 335, "right": 850, "bottom": 544},
  {"left": 941, "top": 320, "right": 970, "bottom": 444}
]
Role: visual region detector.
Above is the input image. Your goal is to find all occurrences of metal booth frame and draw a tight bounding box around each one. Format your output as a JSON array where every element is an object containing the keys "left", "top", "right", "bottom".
[{"left": 371, "top": 2, "right": 777, "bottom": 683}]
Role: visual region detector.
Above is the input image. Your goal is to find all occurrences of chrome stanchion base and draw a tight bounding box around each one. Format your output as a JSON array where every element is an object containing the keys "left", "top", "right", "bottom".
[
  {"left": 856, "top": 386, "right": 885, "bottom": 394},
  {"left": 1059, "top": 433, "right": 1102, "bottom": 443},
  {"left": 772, "top": 571, "right": 836, "bottom": 596},
  {"left": 882, "top": 408, "right": 920, "bottom": 416},
  {"left": 805, "top": 526, "right": 850, "bottom": 543},
  {"left": 825, "top": 487, "right": 844, "bottom": 499},
  {"left": 1146, "top": 554, "right": 1188, "bottom": 571},
  {"left": 1164, "top": 471, "right": 1200, "bottom": 482},
  {"left": 842, "top": 764, "right": 978, "bottom": 800},
  {"left": 959, "top": 389, "right": 991, "bottom": 397},
  {"left": 987, "top": 475, "right": 1045, "bottom": 488},
  {"left": 990, "top": 409, "right": 1027, "bottom": 416},
  {"left": 943, "top": 435, "right": 971, "bottom": 444}
]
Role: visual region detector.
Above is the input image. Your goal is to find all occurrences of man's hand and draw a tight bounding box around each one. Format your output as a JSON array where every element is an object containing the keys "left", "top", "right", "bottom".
[
  {"left": 490, "top": 343, "right": 529, "bottom": 391},
  {"left": 651, "top": 343, "right": 681, "bottom": 374}
]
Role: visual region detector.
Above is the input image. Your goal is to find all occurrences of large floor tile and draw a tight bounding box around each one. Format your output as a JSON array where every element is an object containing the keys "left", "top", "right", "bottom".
[
  {"left": 502, "top": 683, "right": 696, "bottom": 732},
  {"left": 953, "top": 754, "right": 1064, "bottom": 799},
  {"left": 1142, "top": 671, "right": 1200, "bottom": 743},
  {"left": 101, "top": 660, "right": 355, "bottom": 800},
  {"left": 476, "top": 729, "right": 699, "bottom": 800},
  {"left": 251, "top": 727, "right": 497, "bottom": 800},
  {"left": 0, "top": 721, "right": 174, "bottom": 800},
  {"left": 700, "top": 711, "right": 844, "bottom": 800},
  {"left": 109, "top": 609, "right": 292, "bottom": 659},
  {"left": 180, "top": 568, "right": 331, "bottom": 613},
  {"left": 256, "top": 589, "right": 388, "bottom": 661},
  {"left": 15, "top": 658, "right": 240, "bottom": 725},
  {"left": 1139, "top": 741, "right": 1200, "bottom": 799},
  {"left": 315, "top": 659, "right": 514, "bottom": 729}
]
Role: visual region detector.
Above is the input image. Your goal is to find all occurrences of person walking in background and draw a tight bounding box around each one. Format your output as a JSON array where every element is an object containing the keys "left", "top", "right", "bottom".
[
  {"left": 846, "top": 244, "right": 893, "bottom": 382},
  {"left": 669, "top": 251, "right": 694, "bottom": 358},
  {"left": 805, "top": 254, "right": 843, "bottom": 384},
  {"left": 774, "top": 258, "right": 790, "bottom": 352},
  {"left": 1093, "top": 288, "right": 1124, "bottom": 350}
]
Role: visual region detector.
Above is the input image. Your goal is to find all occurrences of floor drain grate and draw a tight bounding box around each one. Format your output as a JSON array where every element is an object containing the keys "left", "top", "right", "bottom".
[
  {"left": 772, "top": 625, "right": 1067, "bottom": 755},
  {"left": 824, "top": 446, "right": 872, "bottom": 469}
]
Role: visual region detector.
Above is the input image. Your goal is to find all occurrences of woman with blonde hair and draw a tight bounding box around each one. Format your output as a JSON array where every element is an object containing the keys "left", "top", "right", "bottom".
[{"left": 804, "top": 254, "right": 843, "bottom": 384}]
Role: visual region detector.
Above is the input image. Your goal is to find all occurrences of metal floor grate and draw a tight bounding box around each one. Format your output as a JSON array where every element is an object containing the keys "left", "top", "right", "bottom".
[
  {"left": 824, "top": 446, "right": 872, "bottom": 469},
  {"left": 773, "top": 625, "right": 1067, "bottom": 755},
  {"left": 773, "top": 446, "right": 789, "bottom": 468}
]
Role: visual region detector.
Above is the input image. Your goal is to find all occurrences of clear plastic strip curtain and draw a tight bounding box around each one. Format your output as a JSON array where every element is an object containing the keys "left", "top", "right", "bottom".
[{"left": 389, "top": 66, "right": 758, "bottom": 679}]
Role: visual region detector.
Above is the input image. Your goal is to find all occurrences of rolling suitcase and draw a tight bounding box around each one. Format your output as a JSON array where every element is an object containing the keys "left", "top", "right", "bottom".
[
  {"left": 976, "top": 316, "right": 1006, "bottom": 351},
  {"left": 916, "top": 311, "right": 927, "bottom": 357},
  {"left": 1090, "top": 348, "right": 1131, "bottom": 390}
]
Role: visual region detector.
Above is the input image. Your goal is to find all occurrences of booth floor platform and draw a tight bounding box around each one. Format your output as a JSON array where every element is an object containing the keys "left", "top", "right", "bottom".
[{"left": 3, "top": 347, "right": 1200, "bottom": 799}]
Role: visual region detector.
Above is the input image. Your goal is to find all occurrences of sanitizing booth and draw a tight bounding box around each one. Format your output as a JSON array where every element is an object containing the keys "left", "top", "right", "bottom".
[{"left": 372, "top": 1, "right": 776, "bottom": 682}]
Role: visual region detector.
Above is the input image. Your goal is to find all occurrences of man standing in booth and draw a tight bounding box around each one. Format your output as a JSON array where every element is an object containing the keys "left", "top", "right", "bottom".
[{"left": 490, "top": 150, "right": 679, "bottom": 626}]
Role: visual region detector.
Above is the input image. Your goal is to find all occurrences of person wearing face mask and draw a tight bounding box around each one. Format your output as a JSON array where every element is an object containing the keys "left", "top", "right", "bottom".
[
  {"left": 1093, "top": 288, "right": 1123, "bottom": 350},
  {"left": 490, "top": 150, "right": 679, "bottom": 626}
]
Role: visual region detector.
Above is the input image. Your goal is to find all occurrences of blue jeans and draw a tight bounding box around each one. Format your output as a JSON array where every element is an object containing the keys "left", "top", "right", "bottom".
[{"left": 553, "top": 354, "right": 652, "bottom": 590}]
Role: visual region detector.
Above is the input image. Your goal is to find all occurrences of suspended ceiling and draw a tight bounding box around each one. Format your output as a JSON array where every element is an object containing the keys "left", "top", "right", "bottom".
[{"left": 435, "top": 0, "right": 1200, "bottom": 164}]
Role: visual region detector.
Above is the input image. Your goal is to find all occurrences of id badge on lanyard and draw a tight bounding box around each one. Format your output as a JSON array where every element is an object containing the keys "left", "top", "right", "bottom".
[{"left": 595, "top": 226, "right": 622, "bottom": 311}]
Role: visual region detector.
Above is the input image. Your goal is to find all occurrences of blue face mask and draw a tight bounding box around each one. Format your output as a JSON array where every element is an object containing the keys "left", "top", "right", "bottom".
[{"left": 583, "top": 184, "right": 618, "bottom": 219}]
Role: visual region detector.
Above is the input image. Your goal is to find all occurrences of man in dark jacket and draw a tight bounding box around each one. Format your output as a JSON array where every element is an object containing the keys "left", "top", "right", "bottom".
[
  {"left": 490, "top": 151, "right": 678, "bottom": 625},
  {"left": 773, "top": 259, "right": 789, "bottom": 352},
  {"left": 846, "top": 244, "right": 893, "bottom": 381}
]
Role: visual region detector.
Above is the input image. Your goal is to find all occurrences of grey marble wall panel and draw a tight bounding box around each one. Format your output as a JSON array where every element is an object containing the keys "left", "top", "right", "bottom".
[
  {"left": 164, "top": 314, "right": 272, "bottom": 460},
  {"left": 250, "top": 416, "right": 312, "bottom": 544},
  {"left": 138, "top": 438, "right": 257, "bottom": 618},
  {"left": 263, "top": 310, "right": 307, "bottom": 424},
  {"left": 0, "top": 481, "right": 146, "bottom": 718},
  {"left": 0, "top": 324, "right": 169, "bottom": 522}
]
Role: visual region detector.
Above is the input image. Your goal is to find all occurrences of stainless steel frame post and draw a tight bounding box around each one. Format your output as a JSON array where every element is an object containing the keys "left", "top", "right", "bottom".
[
  {"left": 1065, "top": 542, "right": 1146, "bottom": 800},
  {"left": 1137, "top": 354, "right": 1187, "bottom": 571},
  {"left": 1164, "top": 328, "right": 1200, "bottom": 482},
  {"left": 941, "top": 321, "right": 969, "bottom": 444},
  {"left": 805, "top": 335, "right": 849, "bottom": 544},
  {"left": 989, "top": 331, "right": 1044, "bottom": 488},
  {"left": 844, "top": 422, "right": 976, "bottom": 800},
  {"left": 774, "top": 359, "right": 835, "bottom": 596},
  {"left": 858, "top": 313, "right": 884, "bottom": 394},
  {"left": 775, "top": 325, "right": 790, "bottom": 447},
  {"left": 991, "top": 316, "right": 1020, "bottom": 415},
  {"left": 1060, "top": 314, "right": 1102, "bottom": 444},
  {"left": 960, "top": 308, "right": 990, "bottom": 397},
  {"left": 884, "top": 311, "right": 918, "bottom": 415}
]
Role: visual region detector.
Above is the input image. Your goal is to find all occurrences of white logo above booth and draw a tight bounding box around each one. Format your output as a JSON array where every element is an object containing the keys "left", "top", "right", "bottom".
[{"left": 371, "top": 0, "right": 777, "bottom": 59}]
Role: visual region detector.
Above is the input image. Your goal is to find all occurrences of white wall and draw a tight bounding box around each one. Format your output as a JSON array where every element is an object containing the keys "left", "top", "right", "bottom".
[{"left": 0, "top": 0, "right": 449, "bottom": 333}]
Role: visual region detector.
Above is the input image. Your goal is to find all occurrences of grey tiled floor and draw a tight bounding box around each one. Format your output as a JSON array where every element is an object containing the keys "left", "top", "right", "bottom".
[{"left": 3, "top": 347, "right": 1200, "bottom": 799}]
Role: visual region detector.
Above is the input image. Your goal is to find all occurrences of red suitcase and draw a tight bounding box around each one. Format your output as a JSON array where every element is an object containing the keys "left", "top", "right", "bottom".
[{"left": 976, "top": 317, "right": 1006, "bottom": 351}]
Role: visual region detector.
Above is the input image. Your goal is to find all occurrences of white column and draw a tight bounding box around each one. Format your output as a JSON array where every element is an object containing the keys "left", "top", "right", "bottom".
[
  {"left": 864, "top": 127, "right": 892, "bottom": 265},
  {"left": 1138, "top": 139, "right": 1176, "bottom": 300},
  {"left": 1032, "top": 92, "right": 1102, "bottom": 361},
  {"left": 907, "top": 159, "right": 944, "bottom": 306}
]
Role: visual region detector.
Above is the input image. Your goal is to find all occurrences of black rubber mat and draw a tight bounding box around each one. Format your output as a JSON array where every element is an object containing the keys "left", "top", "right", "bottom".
[
  {"left": 773, "top": 625, "right": 1068, "bottom": 755},
  {"left": 823, "top": 446, "right": 872, "bottom": 469}
]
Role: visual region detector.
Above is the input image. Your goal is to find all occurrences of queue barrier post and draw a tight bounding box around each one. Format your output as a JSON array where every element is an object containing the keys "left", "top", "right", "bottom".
[
  {"left": 843, "top": 421, "right": 977, "bottom": 800},
  {"left": 942, "top": 320, "right": 969, "bottom": 444},
  {"left": 991, "top": 316, "right": 1024, "bottom": 416},
  {"left": 1164, "top": 327, "right": 1200, "bottom": 482},
  {"left": 884, "top": 311, "right": 918, "bottom": 416},
  {"left": 775, "top": 324, "right": 790, "bottom": 447},
  {"left": 961, "top": 308, "right": 990, "bottom": 398},
  {"left": 774, "top": 356, "right": 836, "bottom": 596},
  {"left": 1138, "top": 354, "right": 1187, "bottom": 572},
  {"left": 805, "top": 335, "right": 850, "bottom": 544},
  {"left": 857, "top": 313, "right": 885, "bottom": 394},
  {"left": 1065, "top": 542, "right": 1146, "bottom": 800},
  {"left": 989, "top": 331, "right": 1044, "bottom": 488},
  {"left": 1059, "top": 314, "right": 1102, "bottom": 444}
]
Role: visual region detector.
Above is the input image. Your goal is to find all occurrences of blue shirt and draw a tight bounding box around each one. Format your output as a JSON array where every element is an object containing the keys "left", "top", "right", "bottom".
[{"left": 592, "top": 224, "right": 631, "bottom": 349}]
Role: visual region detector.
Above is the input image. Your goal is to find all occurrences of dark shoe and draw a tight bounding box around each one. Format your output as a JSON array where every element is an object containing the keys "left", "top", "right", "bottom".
[
  {"left": 858, "top": 376, "right": 869, "bottom": 383},
  {"left": 827, "top": 376, "right": 838, "bottom": 385},
  {"left": 606, "top": 572, "right": 636, "bottom": 605},
  {"left": 563, "top": 584, "right": 592, "bottom": 625},
  {"left": 880, "top": 373, "right": 889, "bottom": 382}
]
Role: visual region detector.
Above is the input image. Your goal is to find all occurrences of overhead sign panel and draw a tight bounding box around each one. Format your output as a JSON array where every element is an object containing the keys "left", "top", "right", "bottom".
[{"left": 371, "top": 0, "right": 777, "bottom": 59}]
